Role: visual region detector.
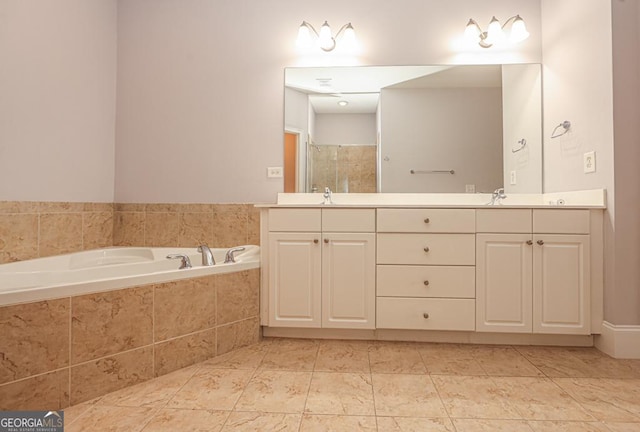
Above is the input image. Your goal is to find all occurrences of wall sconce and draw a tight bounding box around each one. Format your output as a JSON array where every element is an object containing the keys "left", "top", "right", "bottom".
[
  {"left": 464, "top": 15, "right": 529, "bottom": 48},
  {"left": 296, "top": 21, "right": 356, "bottom": 52}
]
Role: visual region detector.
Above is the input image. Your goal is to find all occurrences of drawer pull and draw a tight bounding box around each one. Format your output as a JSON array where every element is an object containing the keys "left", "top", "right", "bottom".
[
  {"left": 423, "top": 247, "right": 430, "bottom": 253},
  {"left": 423, "top": 280, "right": 430, "bottom": 286},
  {"left": 423, "top": 312, "right": 430, "bottom": 319},
  {"left": 526, "top": 240, "right": 533, "bottom": 245},
  {"left": 313, "top": 239, "right": 319, "bottom": 244},
  {"left": 324, "top": 238, "right": 329, "bottom": 244},
  {"left": 537, "top": 240, "right": 544, "bottom": 245},
  {"left": 424, "top": 218, "right": 430, "bottom": 224}
]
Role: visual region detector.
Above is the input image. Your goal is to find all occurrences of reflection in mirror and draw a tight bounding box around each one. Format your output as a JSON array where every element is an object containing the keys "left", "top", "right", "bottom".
[{"left": 284, "top": 64, "right": 541, "bottom": 194}]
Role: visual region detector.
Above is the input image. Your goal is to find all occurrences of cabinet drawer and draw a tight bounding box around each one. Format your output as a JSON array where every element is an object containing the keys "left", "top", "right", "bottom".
[
  {"left": 377, "top": 297, "right": 475, "bottom": 331},
  {"left": 377, "top": 233, "right": 475, "bottom": 265},
  {"left": 377, "top": 265, "right": 475, "bottom": 298},
  {"left": 377, "top": 209, "right": 475, "bottom": 233},
  {"left": 533, "top": 210, "right": 590, "bottom": 234},
  {"left": 322, "top": 209, "right": 375, "bottom": 232},
  {"left": 476, "top": 209, "right": 532, "bottom": 233},
  {"left": 269, "top": 209, "right": 321, "bottom": 232}
]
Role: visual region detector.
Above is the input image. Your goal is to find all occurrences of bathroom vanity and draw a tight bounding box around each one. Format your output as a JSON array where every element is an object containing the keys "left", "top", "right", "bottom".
[{"left": 258, "top": 190, "right": 605, "bottom": 345}]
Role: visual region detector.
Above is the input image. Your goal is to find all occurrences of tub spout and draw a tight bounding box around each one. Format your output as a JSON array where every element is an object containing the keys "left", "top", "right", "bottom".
[
  {"left": 166, "top": 254, "right": 192, "bottom": 269},
  {"left": 197, "top": 244, "right": 215, "bottom": 266},
  {"left": 224, "top": 246, "right": 246, "bottom": 263}
]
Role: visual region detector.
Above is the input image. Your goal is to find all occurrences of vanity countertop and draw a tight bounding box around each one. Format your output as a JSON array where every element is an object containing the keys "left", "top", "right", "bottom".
[{"left": 255, "top": 189, "right": 606, "bottom": 209}]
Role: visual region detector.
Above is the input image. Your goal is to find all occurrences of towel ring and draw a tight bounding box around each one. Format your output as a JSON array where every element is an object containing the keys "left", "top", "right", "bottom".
[{"left": 551, "top": 121, "right": 571, "bottom": 138}]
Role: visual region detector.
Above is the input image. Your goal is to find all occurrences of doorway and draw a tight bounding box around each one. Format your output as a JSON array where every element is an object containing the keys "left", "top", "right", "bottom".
[{"left": 284, "top": 132, "right": 298, "bottom": 192}]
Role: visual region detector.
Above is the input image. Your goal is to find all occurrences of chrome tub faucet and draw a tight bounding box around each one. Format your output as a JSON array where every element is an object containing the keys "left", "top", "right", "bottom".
[{"left": 197, "top": 244, "right": 215, "bottom": 266}]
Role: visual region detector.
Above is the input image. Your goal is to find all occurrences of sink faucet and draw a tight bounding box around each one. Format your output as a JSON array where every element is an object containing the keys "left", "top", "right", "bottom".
[
  {"left": 197, "top": 244, "right": 215, "bottom": 266},
  {"left": 323, "top": 187, "right": 333, "bottom": 205},
  {"left": 489, "top": 188, "right": 507, "bottom": 205}
]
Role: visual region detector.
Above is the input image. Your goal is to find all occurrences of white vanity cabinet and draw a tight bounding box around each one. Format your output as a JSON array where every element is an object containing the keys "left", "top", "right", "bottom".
[
  {"left": 476, "top": 209, "right": 591, "bottom": 335},
  {"left": 267, "top": 208, "right": 376, "bottom": 329},
  {"left": 376, "top": 209, "right": 476, "bottom": 331}
]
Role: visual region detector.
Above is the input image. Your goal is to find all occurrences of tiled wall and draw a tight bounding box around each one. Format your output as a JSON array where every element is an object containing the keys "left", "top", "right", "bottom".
[
  {"left": 0, "top": 201, "right": 261, "bottom": 264},
  {"left": 0, "top": 202, "right": 114, "bottom": 264},
  {"left": 0, "top": 269, "right": 260, "bottom": 410},
  {"left": 309, "top": 145, "right": 377, "bottom": 193}
]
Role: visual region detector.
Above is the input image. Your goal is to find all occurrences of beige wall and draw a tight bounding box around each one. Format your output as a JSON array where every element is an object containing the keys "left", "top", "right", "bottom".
[{"left": 0, "top": 0, "right": 117, "bottom": 202}]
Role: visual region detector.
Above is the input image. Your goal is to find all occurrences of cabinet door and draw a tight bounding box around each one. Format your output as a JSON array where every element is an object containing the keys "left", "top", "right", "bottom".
[
  {"left": 268, "top": 233, "right": 321, "bottom": 327},
  {"left": 322, "top": 233, "right": 376, "bottom": 329},
  {"left": 533, "top": 234, "right": 590, "bottom": 335},
  {"left": 476, "top": 234, "right": 533, "bottom": 333}
]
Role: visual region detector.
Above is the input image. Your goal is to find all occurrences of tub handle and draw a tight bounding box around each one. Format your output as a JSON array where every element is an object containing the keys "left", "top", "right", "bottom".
[
  {"left": 167, "top": 254, "right": 192, "bottom": 269},
  {"left": 224, "top": 247, "right": 246, "bottom": 264}
]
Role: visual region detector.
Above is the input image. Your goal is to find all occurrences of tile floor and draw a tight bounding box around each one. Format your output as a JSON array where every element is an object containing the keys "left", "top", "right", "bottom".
[{"left": 63, "top": 338, "right": 640, "bottom": 431}]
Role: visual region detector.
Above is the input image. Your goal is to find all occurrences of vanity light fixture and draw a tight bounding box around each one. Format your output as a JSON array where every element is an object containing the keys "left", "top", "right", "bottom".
[
  {"left": 296, "top": 21, "right": 356, "bottom": 52},
  {"left": 337, "top": 100, "right": 349, "bottom": 107},
  {"left": 464, "top": 15, "right": 529, "bottom": 48}
]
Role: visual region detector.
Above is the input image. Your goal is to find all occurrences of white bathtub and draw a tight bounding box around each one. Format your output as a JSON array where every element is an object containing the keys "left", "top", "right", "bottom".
[{"left": 0, "top": 246, "right": 260, "bottom": 306}]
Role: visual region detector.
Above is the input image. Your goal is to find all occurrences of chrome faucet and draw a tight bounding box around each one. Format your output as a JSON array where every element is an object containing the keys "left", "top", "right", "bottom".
[
  {"left": 197, "top": 244, "right": 215, "bottom": 266},
  {"left": 489, "top": 187, "right": 507, "bottom": 205},
  {"left": 224, "top": 246, "right": 246, "bottom": 263},
  {"left": 166, "top": 254, "right": 192, "bottom": 269},
  {"left": 323, "top": 187, "right": 333, "bottom": 205}
]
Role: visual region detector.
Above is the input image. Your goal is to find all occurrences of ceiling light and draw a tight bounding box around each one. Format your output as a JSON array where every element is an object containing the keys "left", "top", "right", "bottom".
[
  {"left": 464, "top": 15, "right": 529, "bottom": 48},
  {"left": 337, "top": 100, "right": 349, "bottom": 107},
  {"left": 296, "top": 21, "right": 356, "bottom": 52}
]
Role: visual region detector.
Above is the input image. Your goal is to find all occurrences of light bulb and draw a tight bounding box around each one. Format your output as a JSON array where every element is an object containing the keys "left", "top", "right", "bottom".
[
  {"left": 318, "top": 21, "right": 335, "bottom": 51},
  {"left": 296, "top": 22, "right": 312, "bottom": 49},
  {"left": 341, "top": 23, "right": 357, "bottom": 52},
  {"left": 464, "top": 19, "right": 480, "bottom": 43},
  {"left": 509, "top": 15, "right": 530, "bottom": 43},
  {"left": 486, "top": 16, "right": 505, "bottom": 45}
]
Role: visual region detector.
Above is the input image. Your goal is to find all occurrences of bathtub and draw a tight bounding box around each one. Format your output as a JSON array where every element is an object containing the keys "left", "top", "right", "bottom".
[{"left": 0, "top": 245, "right": 260, "bottom": 306}]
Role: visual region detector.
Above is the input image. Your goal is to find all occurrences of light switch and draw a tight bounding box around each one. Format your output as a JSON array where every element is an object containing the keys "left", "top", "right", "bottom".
[
  {"left": 267, "top": 167, "right": 283, "bottom": 178},
  {"left": 510, "top": 170, "right": 517, "bottom": 185}
]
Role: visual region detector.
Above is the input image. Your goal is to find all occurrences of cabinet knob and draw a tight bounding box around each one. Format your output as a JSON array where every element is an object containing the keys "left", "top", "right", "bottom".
[
  {"left": 424, "top": 218, "right": 430, "bottom": 224},
  {"left": 313, "top": 239, "right": 319, "bottom": 244},
  {"left": 324, "top": 238, "right": 329, "bottom": 244},
  {"left": 423, "top": 312, "right": 430, "bottom": 319},
  {"left": 423, "top": 280, "right": 430, "bottom": 286},
  {"left": 526, "top": 240, "right": 533, "bottom": 245},
  {"left": 423, "top": 247, "right": 430, "bottom": 253},
  {"left": 537, "top": 240, "right": 544, "bottom": 245}
]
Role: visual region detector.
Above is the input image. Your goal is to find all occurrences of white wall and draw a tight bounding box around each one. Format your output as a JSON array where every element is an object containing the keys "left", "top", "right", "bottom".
[
  {"left": 0, "top": 0, "right": 117, "bottom": 202},
  {"left": 314, "top": 114, "right": 376, "bottom": 145},
  {"left": 502, "top": 64, "right": 542, "bottom": 193},
  {"left": 380, "top": 87, "right": 503, "bottom": 193},
  {"left": 114, "top": 0, "right": 542, "bottom": 203}
]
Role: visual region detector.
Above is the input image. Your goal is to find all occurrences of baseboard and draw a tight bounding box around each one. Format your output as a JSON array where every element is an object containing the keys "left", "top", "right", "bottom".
[{"left": 595, "top": 321, "right": 640, "bottom": 359}]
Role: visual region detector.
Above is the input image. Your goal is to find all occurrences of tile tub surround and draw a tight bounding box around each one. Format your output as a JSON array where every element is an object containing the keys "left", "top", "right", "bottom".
[
  {"left": 0, "top": 201, "right": 114, "bottom": 264},
  {"left": 0, "top": 201, "right": 261, "bottom": 265},
  {"left": 0, "top": 269, "right": 260, "bottom": 410},
  {"left": 60, "top": 338, "right": 640, "bottom": 432}
]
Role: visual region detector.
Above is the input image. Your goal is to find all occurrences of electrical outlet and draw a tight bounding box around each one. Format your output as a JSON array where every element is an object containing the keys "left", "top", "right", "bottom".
[
  {"left": 267, "top": 167, "right": 283, "bottom": 178},
  {"left": 465, "top": 184, "right": 475, "bottom": 193},
  {"left": 583, "top": 151, "right": 596, "bottom": 173},
  {"left": 510, "top": 170, "right": 517, "bottom": 185}
]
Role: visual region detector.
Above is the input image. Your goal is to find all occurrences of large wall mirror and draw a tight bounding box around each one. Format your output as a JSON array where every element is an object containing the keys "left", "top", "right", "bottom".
[{"left": 284, "top": 64, "right": 542, "bottom": 194}]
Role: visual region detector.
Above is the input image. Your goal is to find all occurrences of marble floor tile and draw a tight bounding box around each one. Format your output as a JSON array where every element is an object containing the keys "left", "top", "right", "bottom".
[
  {"left": 314, "top": 340, "right": 371, "bottom": 373},
  {"left": 603, "top": 422, "right": 640, "bottom": 432},
  {"left": 63, "top": 397, "right": 102, "bottom": 426},
  {"left": 493, "top": 376, "right": 593, "bottom": 421},
  {"left": 65, "top": 405, "right": 157, "bottom": 432},
  {"left": 526, "top": 420, "right": 612, "bottom": 431},
  {"left": 372, "top": 373, "right": 447, "bottom": 417},
  {"left": 166, "top": 367, "right": 254, "bottom": 410},
  {"left": 514, "top": 346, "right": 597, "bottom": 378},
  {"left": 304, "top": 372, "right": 374, "bottom": 416},
  {"left": 376, "top": 416, "right": 456, "bottom": 431},
  {"left": 259, "top": 338, "right": 319, "bottom": 371},
  {"left": 98, "top": 365, "right": 199, "bottom": 408},
  {"left": 140, "top": 408, "right": 229, "bottom": 432},
  {"left": 298, "top": 414, "right": 377, "bottom": 431},
  {"left": 418, "top": 344, "right": 486, "bottom": 376},
  {"left": 471, "top": 346, "right": 544, "bottom": 377},
  {"left": 431, "top": 375, "right": 521, "bottom": 419},
  {"left": 234, "top": 369, "right": 312, "bottom": 413},
  {"left": 553, "top": 378, "right": 640, "bottom": 422},
  {"left": 222, "top": 412, "right": 301, "bottom": 431},
  {"left": 452, "top": 419, "right": 534, "bottom": 431},
  {"left": 203, "top": 341, "right": 271, "bottom": 370},
  {"left": 369, "top": 342, "right": 427, "bottom": 374}
]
